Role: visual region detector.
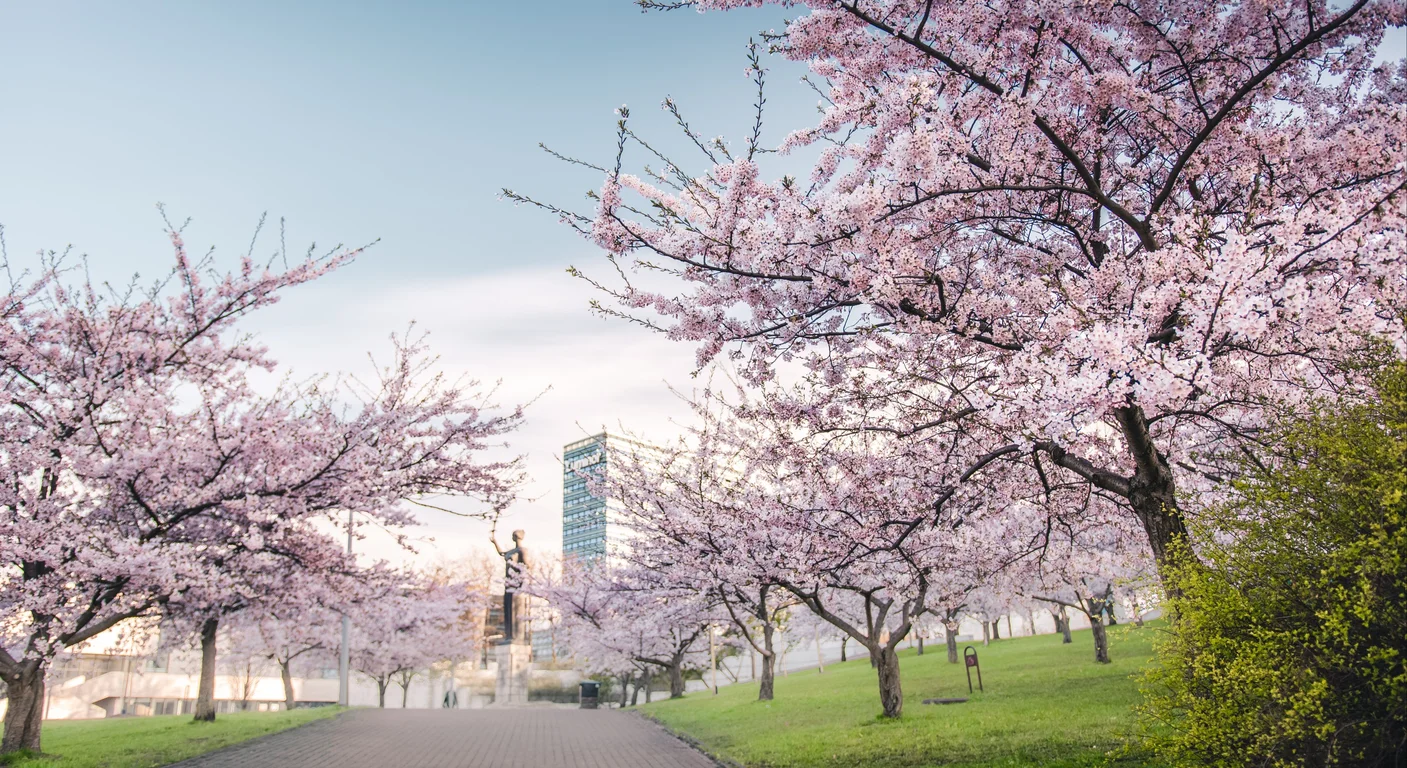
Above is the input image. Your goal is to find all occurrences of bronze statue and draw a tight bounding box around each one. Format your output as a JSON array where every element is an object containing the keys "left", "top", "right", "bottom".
[{"left": 491, "top": 528, "right": 531, "bottom": 643}]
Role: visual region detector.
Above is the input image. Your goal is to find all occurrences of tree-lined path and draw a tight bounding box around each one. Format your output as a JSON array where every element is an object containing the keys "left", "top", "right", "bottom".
[{"left": 167, "top": 709, "right": 716, "bottom": 768}]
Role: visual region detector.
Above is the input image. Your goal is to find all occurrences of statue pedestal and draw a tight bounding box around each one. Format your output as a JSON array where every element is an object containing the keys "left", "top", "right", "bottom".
[{"left": 494, "top": 641, "right": 532, "bottom": 706}]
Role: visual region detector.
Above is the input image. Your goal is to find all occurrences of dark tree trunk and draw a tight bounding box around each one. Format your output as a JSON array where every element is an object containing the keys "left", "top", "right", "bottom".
[
  {"left": 194, "top": 618, "right": 219, "bottom": 722},
  {"left": 758, "top": 622, "right": 776, "bottom": 701},
  {"left": 644, "top": 672, "right": 653, "bottom": 704},
  {"left": 1090, "top": 619, "right": 1110, "bottom": 663},
  {"left": 401, "top": 682, "right": 410, "bottom": 708},
  {"left": 874, "top": 645, "right": 903, "bottom": 718},
  {"left": 1, "top": 660, "right": 47, "bottom": 754},
  {"left": 990, "top": 620, "right": 1000, "bottom": 640},
  {"left": 1114, "top": 405, "right": 1193, "bottom": 584},
  {"left": 758, "top": 650, "right": 777, "bottom": 702},
  {"left": 619, "top": 674, "right": 630, "bottom": 708},
  {"left": 945, "top": 623, "right": 959, "bottom": 663},
  {"left": 840, "top": 637, "right": 848, "bottom": 663},
  {"left": 630, "top": 679, "right": 641, "bottom": 706},
  {"left": 980, "top": 621, "right": 990, "bottom": 646},
  {"left": 1059, "top": 608, "right": 1072, "bottom": 643},
  {"left": 668, "top": 659, "right": 685, "bottom": 699},
  {"left": 916, "top": 635, "right": 924, "bottom": 655},
  {"left": 377, "top": 678, "right": 388, "bottom": 708},
  {"left": 1083, "top": 595, "right": 1112, "bottom": 663},
  {"left": 280, "top": 660, "right": 296, "bottom": 710}
]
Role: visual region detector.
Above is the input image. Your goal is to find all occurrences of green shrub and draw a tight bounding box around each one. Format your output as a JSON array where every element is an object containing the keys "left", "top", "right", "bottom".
[{"left": 1139, "top": 364, "right": 1407, "bottom": 767}]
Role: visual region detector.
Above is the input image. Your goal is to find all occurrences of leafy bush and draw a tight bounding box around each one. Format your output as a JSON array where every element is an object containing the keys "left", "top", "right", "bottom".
[{"left": 1139, "top": 363, "right": 1406, "bottom": 767}]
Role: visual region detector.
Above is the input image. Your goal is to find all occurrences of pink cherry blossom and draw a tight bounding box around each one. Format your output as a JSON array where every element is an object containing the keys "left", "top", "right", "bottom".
[
  {"left": 0, "top": 226, "right": 524, "bottom": 751},
  {"left": 517, "top": 0, "right": 1406, "bottom": 588}
]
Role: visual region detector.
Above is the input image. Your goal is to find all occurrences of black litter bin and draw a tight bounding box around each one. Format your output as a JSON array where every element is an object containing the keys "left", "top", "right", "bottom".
[{"left": 579, "top": 680, "right": 600, "bottom": 709}]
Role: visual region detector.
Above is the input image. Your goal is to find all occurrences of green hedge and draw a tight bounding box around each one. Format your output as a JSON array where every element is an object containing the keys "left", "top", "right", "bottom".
[{"left": 1139, "top": 363, "right": 1407, "bottom": 767}]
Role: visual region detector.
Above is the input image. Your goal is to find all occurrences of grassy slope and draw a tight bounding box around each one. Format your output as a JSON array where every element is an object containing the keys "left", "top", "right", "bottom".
[
  {"left": 2, "top": 707, "right": 341, "bottom": 768},
  {"left": 644, "top": 624, "right": 1159, "bottom": 768}
]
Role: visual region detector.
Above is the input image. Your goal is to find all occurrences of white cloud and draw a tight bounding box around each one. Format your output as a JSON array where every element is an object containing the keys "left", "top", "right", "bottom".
[{"left": 242, "top": 265, "right": 701, "bottom": 568}]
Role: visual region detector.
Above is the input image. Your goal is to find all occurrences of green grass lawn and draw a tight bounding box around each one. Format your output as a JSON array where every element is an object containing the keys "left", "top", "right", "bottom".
[
  {"left": 1, "top": 707, "right": 342, "bottom": 768},
  {"left": 643, "top": 624, "right": 1161, "bottom": 768}
]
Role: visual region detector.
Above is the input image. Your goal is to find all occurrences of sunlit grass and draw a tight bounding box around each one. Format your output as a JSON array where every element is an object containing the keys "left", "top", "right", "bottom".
[
  {"left": 643, "top": 624, "right": 1160, "bottom": 767},
  {"left": 1, "top": 707, "right": 341, "bottom": 768}
]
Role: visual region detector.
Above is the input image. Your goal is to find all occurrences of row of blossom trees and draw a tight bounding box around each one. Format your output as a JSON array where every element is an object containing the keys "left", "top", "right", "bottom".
[
  {"left": 192, "top": 564, "right": 487, "bottom": 711},
  {"left": 0, "top": 221, "right": 523, "bottom": 753},
  {"left": 520, "top": 0, "right": 1403, "bottom": 720},
  {"left": 536, "top": 395, "right": 1156, "bottom": 717}
]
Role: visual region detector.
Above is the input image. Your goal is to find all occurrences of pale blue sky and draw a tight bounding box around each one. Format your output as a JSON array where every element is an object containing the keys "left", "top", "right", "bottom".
[
  {"left": 0, "top": 1, "right": 806, "bottom": 283},
  {"left": 0, "top": 1, "right": 815, "bottom": 563}
]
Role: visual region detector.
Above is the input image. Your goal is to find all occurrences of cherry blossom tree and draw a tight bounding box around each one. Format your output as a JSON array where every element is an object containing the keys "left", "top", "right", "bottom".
[
  {"left": 162, "top": 526, "right": 359, "bottom": 720},
  {"left": 934, "top": 602, "right": 965, "bottom": 663},
  {"left": 513, "top": 0, "right": 1407, "bottom": 588},
  {"left": 207, "top": 557, "right": 417, "bottom": 713},
  {"left": 539, "top": 559, "right": 714, "bottom": 699},
  {"left": 0, "top": 223, "right": 524, "bottom": 751},
  {"left": 605, "top": 420, "right": 800, "bottom": 701},
  {"left": 1026, "top": 510, "right": 1155, "bottom": 663},
  {"left": 229, "top": 604, "right": 339, "bottom": 711},
  {"left": 386, "top": 580, "right": 486, "bottom": 710},
  {"left": 157, "top": 328, "right": 523, "bottom": 723},
  {"left": 0, "top": 230, "right": 351, "bottom": 751},
  {"left": 350, "top": 578, "right": 479, "bottom": 709},
  {"left": 532, "top": 562, "right": 621, "bottom": 669},
  {"left": 966, "top": 588, "right": 1010, "bottom": 647},
  {"left": 532, "top": 562, "right": 645, "bottom": 705},
  {"left": 597, "top": 370, "right": 1050, "bottom": 716},
  {"left": 765, "top": 475, "right": 1009, "bottom": 718},
  {"left": 1049, "top": 604, "right": 1074, "bottom": 644},
  {"left": 728, "top": 396, "right": 1029, "bottom": 716}
]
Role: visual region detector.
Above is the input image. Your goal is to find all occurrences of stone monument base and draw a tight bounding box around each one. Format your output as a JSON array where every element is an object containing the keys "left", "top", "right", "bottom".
[{"left": 494, "top": 641, "right": 532, "bottom": 706}]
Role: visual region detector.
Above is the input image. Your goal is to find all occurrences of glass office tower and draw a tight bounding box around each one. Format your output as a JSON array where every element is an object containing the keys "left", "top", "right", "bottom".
[{"left": 562, "top": 434, "right": 611, "bottom": 560}]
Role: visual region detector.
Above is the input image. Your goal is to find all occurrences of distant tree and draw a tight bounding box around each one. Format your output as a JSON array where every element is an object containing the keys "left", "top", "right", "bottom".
[
  {"left": 351, "top": 579, "right": 477, "bottom": 709},
  {"left": 605, "top": 421, "right": 797, "bottom": 701},
  {"left": 542, "top": 561, "right": 714, "bottom": 700},
  {"left": 227, "top": 651, "right": 265, "bottom": 712},
  {"left": 241, "top": 606, "right": 338, "bottom": 712},
  {"left": 1030, "top": 512, "right": 1153, "bottom": 664},
  {"left": 935, "top": 604, "right": 964, "bottom": 663}
]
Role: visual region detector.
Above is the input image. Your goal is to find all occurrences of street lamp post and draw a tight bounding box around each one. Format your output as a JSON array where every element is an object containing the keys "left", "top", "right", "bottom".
[{"left": 338, "top": 510, "right": 352, "bottom": 707}]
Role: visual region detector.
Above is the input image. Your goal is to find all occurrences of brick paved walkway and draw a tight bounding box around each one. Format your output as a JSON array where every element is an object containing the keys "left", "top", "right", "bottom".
[{"left": 167, "top": 708, "right": 718, "bottom": 768}]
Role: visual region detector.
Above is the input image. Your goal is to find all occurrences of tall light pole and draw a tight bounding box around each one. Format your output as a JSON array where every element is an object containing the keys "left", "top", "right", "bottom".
[{"left": 338, "top": 509, "right": 352, "bottom": 707}]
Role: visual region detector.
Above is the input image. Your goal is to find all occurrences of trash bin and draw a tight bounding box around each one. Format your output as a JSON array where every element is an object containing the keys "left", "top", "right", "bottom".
[{"left": 579, "top": 680, "right": 600, "bottom": 709}]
